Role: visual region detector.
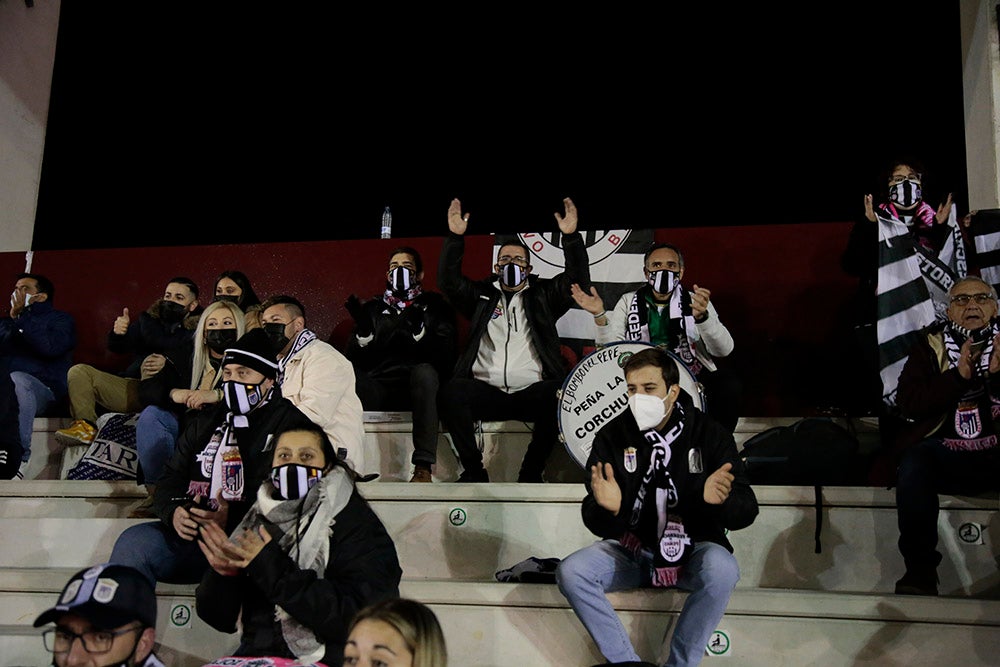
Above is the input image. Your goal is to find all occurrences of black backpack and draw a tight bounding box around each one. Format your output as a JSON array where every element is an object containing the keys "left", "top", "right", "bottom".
[{"left": 740, "top": 417, "right": 861, "bottom": 553}]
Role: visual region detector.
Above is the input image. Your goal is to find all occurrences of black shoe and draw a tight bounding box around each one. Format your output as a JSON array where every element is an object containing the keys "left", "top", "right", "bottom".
[
  {"left": 894, "top": 569, "right": 938, "bottom": 596},
  {"left": 456, "top": 468, "right": 489, "bottom": 483}
]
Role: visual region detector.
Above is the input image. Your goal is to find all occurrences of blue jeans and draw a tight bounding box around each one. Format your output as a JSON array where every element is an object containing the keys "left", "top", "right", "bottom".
[
  {"left": 135, "top": 405, "right": 180, "bottom": 485},
  {"left": 109, "top": 520, "right": 208, "bottom": 586},
  {"left": 556, "top": 539, "right": 739, "bottom": 667},
  {"left": 11, "top": 371, "right": 56, "bottom": 463}
]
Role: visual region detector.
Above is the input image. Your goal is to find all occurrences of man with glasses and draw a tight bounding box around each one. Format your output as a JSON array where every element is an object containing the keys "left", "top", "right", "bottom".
[
  {"left": 571, "top": 243, "right": 739, "bottom": 432},
  {"left": 892, "top": 276, "right": 1000, "bottom": 595},
  {"left": 437, "top": 197, "right": 591, "bottom": 482},
  {"left": 33, "top": 562, "right": 164, "bottom": 667}
]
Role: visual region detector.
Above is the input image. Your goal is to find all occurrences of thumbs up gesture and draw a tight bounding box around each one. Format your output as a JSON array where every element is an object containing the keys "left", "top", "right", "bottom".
[{"left": 113, "top": 307, "right": 130, "bottom": 335}]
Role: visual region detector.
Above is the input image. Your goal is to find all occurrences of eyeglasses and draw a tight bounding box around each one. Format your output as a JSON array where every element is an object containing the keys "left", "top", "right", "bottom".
[
  {"left": 888, "top": 174, "right": 921, "bottom": 185},
  {"left": 496, "top": 255, "right": 528, "bottom": 267},
  {"left": 43, "top": 625, "right": 142, "bottom": 654},
  {"left": 949, "top": 293, "right": 996, "bottom": 306}
]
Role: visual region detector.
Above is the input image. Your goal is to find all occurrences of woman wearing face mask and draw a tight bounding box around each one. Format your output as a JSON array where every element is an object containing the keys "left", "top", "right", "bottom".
[
  {"left": 213, "top": 270, "right": 263, "bottom": 331},
  {"left": 195, "top": 423, "right": 402, "bottom": 667},
  {"left": 131, "top": 301, "right": 247, "bottom": 517}
]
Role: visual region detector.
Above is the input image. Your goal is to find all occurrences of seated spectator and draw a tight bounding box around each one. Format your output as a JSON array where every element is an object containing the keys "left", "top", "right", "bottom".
[
  {"left": 196, "top": 423, "right": 401, "bottom": 666},
  {"left": 108, "top": 328, "right": 317, "bottom": 586},
  {"left": 56, "top": 276, "right": 201, "bottom": 447},
  {"left": 129, "top": 300, "right": 246, "bottom": 517},
  {"left": 571, "top": 242, "right": 740, "bottom": 432},
  {"left": 260, "top": 295, "right": 369, "bottom": 477},
  {"left": 345, "top": 597, "right": 448, "bottom": 667},
  {"left": 0, "top": 360, "right": 24, "bottom": 479},
  {"left": 32, "top": 562, "right": 163, "bottom": 667},
  {"left": 213, "top": 269, "right": 263, "bottom": 330},
  {"left": 437, "top": 197, "right": 591, "bottom": 482},
  {"left": 344, "top": 246, "right": 457, "bottom": 483},
  {"left": 0, "top": 272, "right": 76, "bottom": 477},
  {"left": 556, "top": 347, "right": 758, "bottom": 667},
  {"left": 892, "top": 276, "right": 1000, "bottom": 596}
]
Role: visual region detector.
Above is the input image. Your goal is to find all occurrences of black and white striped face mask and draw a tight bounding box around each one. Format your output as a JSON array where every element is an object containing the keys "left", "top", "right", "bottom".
[
  {"left": 269, "top": 463, "right": 324, "bottom": 500},
  {"left": 889, "top": 179, "right": 922, "bottom": 209},
  {"left": 388, "top": 266, "right": 417, "bottom": 292},
  {"left": 647, "top": 269, "right": 679, "bottom": 295},
  {"left": 500, "top": 263, "right": 527, "bottom": 288}
]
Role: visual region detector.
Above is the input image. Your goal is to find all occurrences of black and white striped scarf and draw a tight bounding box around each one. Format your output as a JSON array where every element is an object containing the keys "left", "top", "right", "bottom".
[
  {"left": 619, "top": 403, "right": 692, "bottom": 587},
  {"left": 941, "top": 323, "right": 999, "bottom": 451},
  {"left": 625, "top": 285, "right": 701, "bottom": 373},
  {"left": 277, "top": 328, "right": 318, "bottom": 383}
]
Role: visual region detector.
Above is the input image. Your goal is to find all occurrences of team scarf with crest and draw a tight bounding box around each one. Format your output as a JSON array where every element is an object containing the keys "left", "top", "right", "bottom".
[
  {"left": 625, "top": 285, "right": 702, "bottom": 375},
  {"left": 940, "top": 322, "right": 1000, "bottom": 451},
  {"left": 619, "top": 403, "right": 693, "bottom": 587},
  {"left": 383, "top": 283, "right": 423, "bottom": 311}
]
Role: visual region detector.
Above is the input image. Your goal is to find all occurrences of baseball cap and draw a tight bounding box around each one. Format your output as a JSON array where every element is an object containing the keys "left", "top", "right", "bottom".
[{"left": 33, "top": 563, "right": 157, "bottom": 630}]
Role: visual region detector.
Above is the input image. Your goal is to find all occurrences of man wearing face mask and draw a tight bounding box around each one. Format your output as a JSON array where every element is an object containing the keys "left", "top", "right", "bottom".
[
  {"left": 33, "top": 562, "right": 164, "bottom": 667},
  {"left": 129, "top": 300, "right": 248, "bottom": 517},
  {"left": 108, "top": 328, "right": 316, "bottom": 586},
  {"left": 572, "top": 243, "right": 739, "bottom": 432},
  {"left": 344, "top": 246, "right": 457, "bottom": 483},
  {"left": 259, "top": 295, "right": 370, "bottom": 477},
  {"left": 890, "top": 276, "right": 1000, "bottom": 596},
  {"left": 56, "top": 277, "right": 202, "bottom": 448},
  {"left": 0, "top": 272, "right": 77, "bottom": 478},
  {"left": 437, "top": 196, "right": 591, "bottom": 482},
  {"left": 556, "top": 347, "right": 758, "bottom": 667}
]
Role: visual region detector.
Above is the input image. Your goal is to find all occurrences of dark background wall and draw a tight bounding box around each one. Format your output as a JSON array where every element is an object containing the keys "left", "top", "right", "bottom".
[{"left": 33, "top": 5, "right": 968, "bottom": 248}]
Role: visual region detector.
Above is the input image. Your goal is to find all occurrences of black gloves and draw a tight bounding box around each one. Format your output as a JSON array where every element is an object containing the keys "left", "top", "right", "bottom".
[
  {"left": 345, "top": 295, "right": 373, "bottom": 337},
  {"left": 400, "top": 304, "right": 426, "bottom": 336}
]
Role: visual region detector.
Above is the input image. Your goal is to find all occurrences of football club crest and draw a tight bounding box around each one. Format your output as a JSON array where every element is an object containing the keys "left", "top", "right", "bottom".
[
  {"left": 624, "top": 447, "right": 637, "bottom": 473},
  {"left": 955, "top": 404, "right": 983, "bottom": 439},
  {"left": 93, "top": 579, "right": 119, "bottom": 603}
]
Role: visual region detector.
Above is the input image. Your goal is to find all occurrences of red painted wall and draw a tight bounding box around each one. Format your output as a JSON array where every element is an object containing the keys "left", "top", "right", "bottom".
[{"left": 0, "top": 222, "right": 863, "bottom": 416}]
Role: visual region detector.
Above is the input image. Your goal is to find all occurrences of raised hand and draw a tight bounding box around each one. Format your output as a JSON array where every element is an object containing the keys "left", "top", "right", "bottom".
[
  {"left": 345, "top": 295, "right": 373, "bottom": 336},
  {"left": 935, "top": 193, "right": 954, "bottom": 225},
  {"left": 113, "top": 307, "right": 130, "bottom": 335},
  {"left": 590, "top": 461, "right": 622, "bottom": 515},
  {"left": 864, "top": 194, "right": 876, "bottom": 222},
  {"left": 448, "top": 198, "right": 469, "bottom": 235},
  {"left": 704, "top": 462, "right": 734, "bottom": 505},
  {"left": 690, "top": 285, "right": 712, "bottom": 321},
  {"left": 554, "top": 197, "right": 578, "bottom": 235}
]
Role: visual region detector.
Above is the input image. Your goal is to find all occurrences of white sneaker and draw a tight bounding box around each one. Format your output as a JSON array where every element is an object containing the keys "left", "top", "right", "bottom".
[{"left": 14, "top": 459, "right": 29, "bottom": 480}]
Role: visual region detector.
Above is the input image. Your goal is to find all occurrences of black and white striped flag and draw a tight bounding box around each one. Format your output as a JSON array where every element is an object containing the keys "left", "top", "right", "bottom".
[
  {"left": 876, "top": 209, "right": 965, "bottom": 407},
  {"left": 970, "top": 209, "right": 1000, "bottom": 293},
  {"left": 493, "top": 229, "right": 654, "bottom": 356}
]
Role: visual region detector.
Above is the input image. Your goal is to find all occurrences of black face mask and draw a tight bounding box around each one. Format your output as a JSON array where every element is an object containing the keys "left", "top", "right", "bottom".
[
  {"left": 262, "top": 322, "right": 290, "bottom": 354},
  {"left": 212, "top": 294, "right": 240, "bottom": 305},
  {"left": 158, "top": 300, "right": 188, "bottom": 324},
  {"left": 205, "top": 328, "right": 238, "bottom": 354}
]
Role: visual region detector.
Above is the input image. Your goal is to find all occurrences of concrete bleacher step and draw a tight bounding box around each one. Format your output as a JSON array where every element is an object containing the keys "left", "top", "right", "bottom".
[
  {"left": 3, "top": 481, "right": 998, "bottom": 598},
  {"left": 3, "top": 568, "right": 1000, "bottom": 667}
]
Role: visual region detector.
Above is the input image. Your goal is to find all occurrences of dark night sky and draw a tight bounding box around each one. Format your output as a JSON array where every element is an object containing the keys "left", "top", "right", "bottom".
[{"left": 33, "top": 5, "right": 969, "bottom": 249}]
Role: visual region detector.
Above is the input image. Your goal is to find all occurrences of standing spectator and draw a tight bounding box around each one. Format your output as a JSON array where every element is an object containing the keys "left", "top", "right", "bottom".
[
  {"left": 213, "top": 269, "right": 263, "bottom": 330},
  {"left": 196, "top": 423, "right": 401, "bottom": 666},
  {"left": 344, "top": 246, "right": 457, "bottom": 482},
  {"left": 260, "top": 295, "right": 370, "bottom": 477},
  {"left": 556, "top": 347, "right": 758, "bottom": 667},
  {"left": 571, "top": 242, "right": 739, "bottom": 432},
  {"left": 892, "top": 276, "right": 1000, "bottom": 595},
  {"left": 437, "top": 197, "right": 590, "bottom": 482},
  {"left": 108, "top": 328, "right": 316, "bottom": 586},
  {"left": 56, "top": 277, "right": 201, "bottom": 447},
  {"left": 0, "top": 272, "right": 76, "bottom": 477}
]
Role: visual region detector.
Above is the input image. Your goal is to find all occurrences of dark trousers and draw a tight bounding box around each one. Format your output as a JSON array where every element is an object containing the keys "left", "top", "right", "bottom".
[
  {"left": 439, "top": 377, "right": 562, "bottom": 477},
  {"left": 698, "top": 367, "right": 741, "bottom": 433},
  {"left": 355, "top": 363, "right": 441, "bottom": 466},
  {"left": 896, "top": 438, "right": 1000, "bottom": 573}
]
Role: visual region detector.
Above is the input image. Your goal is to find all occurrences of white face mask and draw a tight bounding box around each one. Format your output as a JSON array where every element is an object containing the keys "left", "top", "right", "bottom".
[
  {"left": 10, "top": 291, "right": 32, "bottom": 309},
  {"left": 629, "top": 392, "right": 669, "bottom": 431}
]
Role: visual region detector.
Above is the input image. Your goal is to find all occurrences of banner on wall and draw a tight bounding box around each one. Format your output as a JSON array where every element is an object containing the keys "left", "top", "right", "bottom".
[{"left": 492, "top": 229, "right": 654, "bottom": 358}]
